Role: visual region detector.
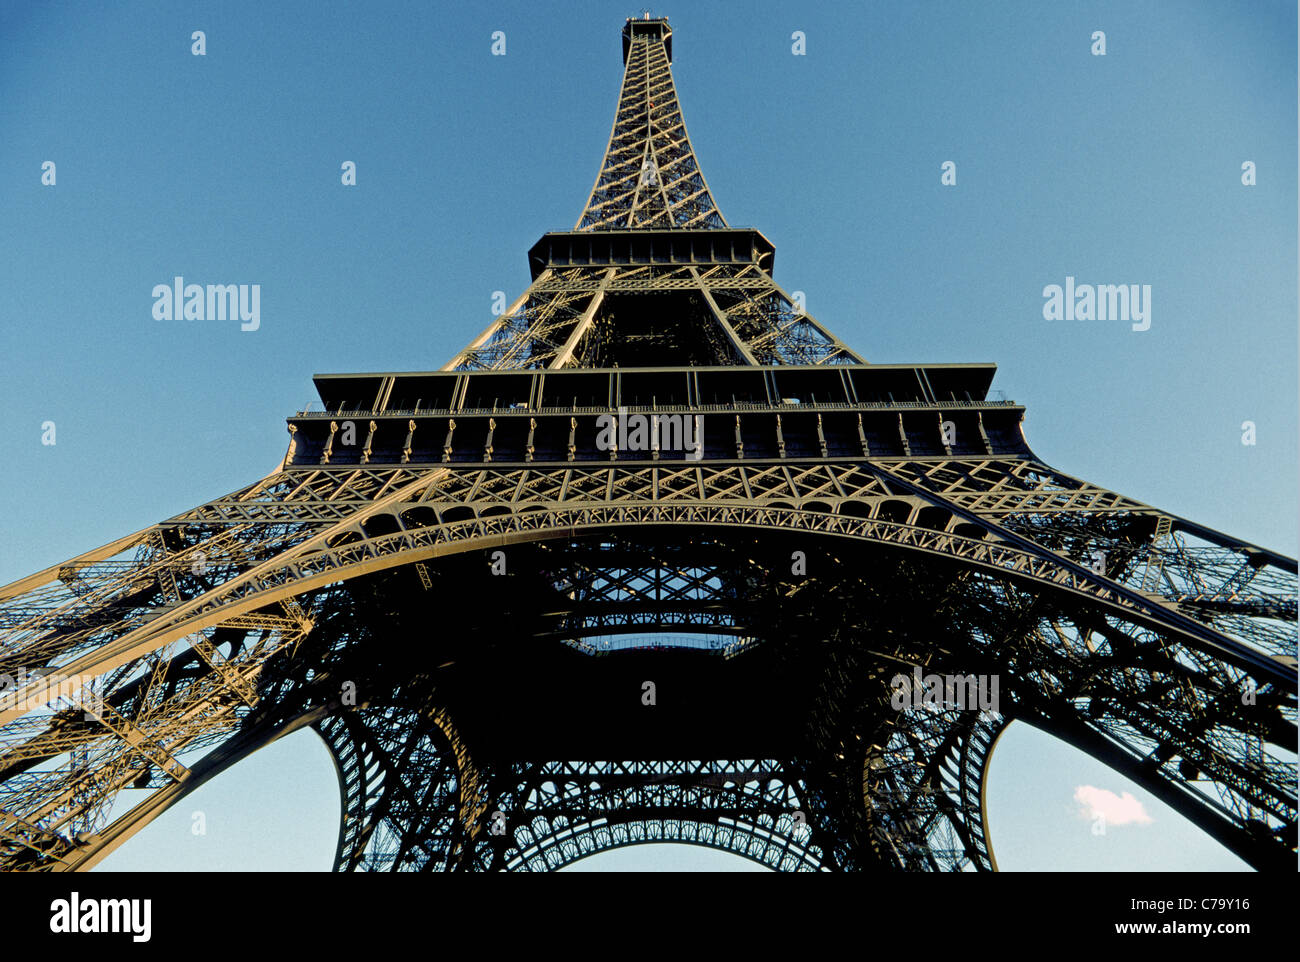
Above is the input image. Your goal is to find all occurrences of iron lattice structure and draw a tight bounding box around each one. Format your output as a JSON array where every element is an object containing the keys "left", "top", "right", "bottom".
[{"left": 1, "top": 17, "right": 1295, "bottom": 873}]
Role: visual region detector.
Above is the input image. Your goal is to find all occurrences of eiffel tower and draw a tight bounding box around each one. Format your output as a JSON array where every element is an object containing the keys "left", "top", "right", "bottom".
[{"left": 2, "top": 15, "right": 1295, "bottom": 873}]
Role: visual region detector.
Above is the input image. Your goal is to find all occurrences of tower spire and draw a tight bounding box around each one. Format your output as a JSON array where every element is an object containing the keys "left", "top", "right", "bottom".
[
  {"left": 577, "top": 17, "right": 726, "bottom": 230},
  {"left": 443, "top": 17, "right": 863, "bottom": 369}
]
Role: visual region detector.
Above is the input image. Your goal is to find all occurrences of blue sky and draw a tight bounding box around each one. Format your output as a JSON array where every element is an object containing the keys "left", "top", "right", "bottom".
[{"left": 0, "top": 0, "right": 1294, "bottom": 871}]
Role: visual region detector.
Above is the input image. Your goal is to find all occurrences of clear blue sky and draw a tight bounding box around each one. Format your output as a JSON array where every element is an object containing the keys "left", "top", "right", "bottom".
[{"left": 0, "top": 0, "right": 1294, "bottom": 871}]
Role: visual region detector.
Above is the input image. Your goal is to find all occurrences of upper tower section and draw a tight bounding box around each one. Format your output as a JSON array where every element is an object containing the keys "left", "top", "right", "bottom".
[
  {"left": 622, "top": 14, "right": 671, "bottom": 63},
  {"left": 439, "top": 16, "right": 865, "bottom": 371},
  {"left": 575, "top": 16, "right": 727, "bottom": 231}
]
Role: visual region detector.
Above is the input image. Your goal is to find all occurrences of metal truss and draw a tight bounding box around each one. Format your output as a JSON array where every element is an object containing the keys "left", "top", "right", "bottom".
[
  {"left": 496, "top": 759, "right": 823, "bottom": 872},
  {"left": 6, "top": 458, "right": 1289, "bottom": 687},
  {"left": 443, "top": 20, "right": 861, "bottom": 369},
  {"left": 577, "top": 20, "right": 724, "bottom": 232},
  {"left": 322, "top": 715, "right": 828, "bottom": 872},
  {"left": 1, "top": 15, "right": 1294, "bottom": 873},
  {"left": 443, "top": 264, "right": 862, "bottom": 370},
  {"left": 1, "top": 453, "right": 1293, "bottom": 870},
  {"left": 317, "top": 690, "right": 999, "bottom": 873}
]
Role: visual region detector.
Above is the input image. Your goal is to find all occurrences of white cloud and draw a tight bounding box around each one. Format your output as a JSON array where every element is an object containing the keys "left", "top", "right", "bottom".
[{"left": 1074, "top": 785, "right": 1153, "bottom": 826}]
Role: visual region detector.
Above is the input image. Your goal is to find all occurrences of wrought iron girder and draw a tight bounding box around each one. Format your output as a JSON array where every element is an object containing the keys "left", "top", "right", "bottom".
[
  {"left": 4, "top": 13, "right": 1295, "bottom": 879},
  {"left": 0, "top": 602, "right": 311, "bottom": 862},
  {"left": 1, "top": 510, "right": 1293, "bottom": 870},
  {"left": 3, "top": 458, "right": 1291, "bottom": 728},
  {"left": 320, "top": 703, "right": 489, "bottom": 872},
  {"left": 578, "top": 26, "right": 723, "bottom": 232},
  {"left": 320, "top": 721, "right": 826, "bottom": 871},
  {"left": 282, "top": 537, "right": 1288, "bottom": 871}
]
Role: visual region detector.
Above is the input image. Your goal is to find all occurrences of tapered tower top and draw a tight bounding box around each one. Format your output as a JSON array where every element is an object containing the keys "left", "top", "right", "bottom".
[
  {"left": 623, "top": 15, "right": 671, "bottom": 63},
  {"left": 578, "top": 15, "right": 724, "bottom": 230},
  {"left": 443, "top": 17, "right": 864, "bottom": 369}
]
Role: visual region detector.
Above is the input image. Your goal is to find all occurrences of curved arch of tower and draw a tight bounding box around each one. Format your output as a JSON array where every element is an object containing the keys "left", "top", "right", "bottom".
[{"left": 1, "top": 16, "right": 1295, "bottom": 872}]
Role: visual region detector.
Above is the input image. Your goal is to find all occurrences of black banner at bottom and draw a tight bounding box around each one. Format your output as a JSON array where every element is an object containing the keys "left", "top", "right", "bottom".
[{"left": 0, "top": 869, "right": 1291, "bottom": 950}]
